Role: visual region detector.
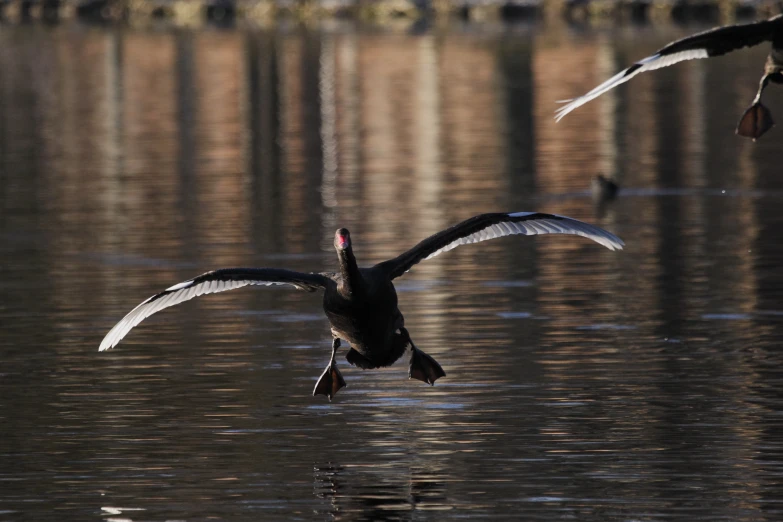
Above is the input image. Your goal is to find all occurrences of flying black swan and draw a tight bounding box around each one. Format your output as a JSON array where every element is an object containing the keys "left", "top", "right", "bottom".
[
  {"left": 99, "top": 212, "right": 624, "bottom": 400},
  {"left": 555, "top": 14, "right": 783, "bottom": 140}
]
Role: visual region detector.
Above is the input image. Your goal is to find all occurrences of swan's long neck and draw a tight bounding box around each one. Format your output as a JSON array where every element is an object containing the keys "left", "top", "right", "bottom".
[{"left": 338, "top": 248, "right": 362, "bottom": 298}]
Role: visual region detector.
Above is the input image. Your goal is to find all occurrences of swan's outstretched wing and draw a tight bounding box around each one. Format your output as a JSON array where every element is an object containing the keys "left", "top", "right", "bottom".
[
  {"left": 555, "top": 15, "right": 782, "bottom": 122},
  {"left": 99, "top": 268, "right": 329, "bottom": 351},
  {"left": 376, "top": 212, "right": 624, "bottom": 280}
]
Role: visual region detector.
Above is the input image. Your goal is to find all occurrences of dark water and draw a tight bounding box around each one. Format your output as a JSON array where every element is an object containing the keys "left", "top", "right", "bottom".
[{"left": 2, "top": 21, "right": 783, "bottom": 521}]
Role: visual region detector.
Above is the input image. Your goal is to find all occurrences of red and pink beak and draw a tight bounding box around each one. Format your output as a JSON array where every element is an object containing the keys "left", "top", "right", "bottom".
[{"left": 336, "top": 230, "right": 351, "bottom": 249}]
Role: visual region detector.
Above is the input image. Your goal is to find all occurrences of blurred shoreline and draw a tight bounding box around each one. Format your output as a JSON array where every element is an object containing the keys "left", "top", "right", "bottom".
[{"left": 1, "top": 0, "right": 780, "bottom": 27}]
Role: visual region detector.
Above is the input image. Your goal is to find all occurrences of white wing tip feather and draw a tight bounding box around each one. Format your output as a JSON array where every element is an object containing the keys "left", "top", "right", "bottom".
[
  {"left": 99, "top": 291, "right": 162, "bottom": 351},
  {"left": 554, "top": 50, "right": 707, "bottom": 122},
  {"left": 508, "top": 212, "right": 624, "bottom": 251},
  {"left": 423, "top": 212, "right": 624, "bottom": 262},
  {"left": 98, "top": 276, "right": 295, "bottom": 352},
  {"left": 554, "top": 101, "right": 583, "bottom": 122},
  {"left": 99, "top": 323, "right": 131, "bottom": 351},
  {"left": 99, "top": 340, "right": 119, "bottom": 352}
]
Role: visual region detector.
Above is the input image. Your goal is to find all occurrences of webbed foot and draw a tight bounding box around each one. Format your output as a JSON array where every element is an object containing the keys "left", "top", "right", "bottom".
[
  {"left": 409, "top": 348, "right": 446, "bottom": 385},
  {"left": 313, "top": 362, "right": 346, "bottom": 401},
  {"left": 736, "top": 102, "right": 774, "bottom": 141}
]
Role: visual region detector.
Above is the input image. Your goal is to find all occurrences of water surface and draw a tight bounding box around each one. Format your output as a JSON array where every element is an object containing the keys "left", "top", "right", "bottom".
[{"left": 2, "top": 21, "right": 783, "bottom": 521}]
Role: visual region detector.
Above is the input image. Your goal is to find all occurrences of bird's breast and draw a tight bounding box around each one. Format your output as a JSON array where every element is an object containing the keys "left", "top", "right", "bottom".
[{"left": 323, "top": 282, "right": 400, "bottom": 354}]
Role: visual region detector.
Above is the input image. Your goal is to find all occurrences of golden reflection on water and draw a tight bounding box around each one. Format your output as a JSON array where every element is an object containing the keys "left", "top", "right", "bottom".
[{"left": 2, "top": 23, "right": 783, "bottom": 521}]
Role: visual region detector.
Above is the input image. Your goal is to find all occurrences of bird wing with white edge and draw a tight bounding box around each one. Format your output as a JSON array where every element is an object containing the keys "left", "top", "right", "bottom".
[
  {"left": 554, "top": 50, "right": 708, "bottom": 122},
  {"left": 555, "top": 15, "right": 781, "bottom": 122},
  {"left": 376, "top": 212, "right": 624, "bottom": 280},
  {"left": 99, "top": 268, "right": 328, "bottom": 351}
]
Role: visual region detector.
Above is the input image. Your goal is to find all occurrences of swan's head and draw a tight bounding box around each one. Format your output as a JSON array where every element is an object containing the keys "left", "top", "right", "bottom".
[{"left": 334, "top": 228, "right": 352, "bottom": 252}]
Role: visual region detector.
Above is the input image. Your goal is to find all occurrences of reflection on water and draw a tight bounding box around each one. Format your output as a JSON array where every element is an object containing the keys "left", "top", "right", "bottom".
[{"left": 2, "top": 22, "right": 783, "bottom": 521}]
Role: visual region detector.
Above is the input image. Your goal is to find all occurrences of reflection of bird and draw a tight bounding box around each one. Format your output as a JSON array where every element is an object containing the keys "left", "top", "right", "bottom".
[
  {"left": 555, "top": 14, "right": 783, "bottom": 140},
  {"left": 312, "top": 462, "right": 448, "bottom": 520},
  {"left": 99, "top": 212, "right": 623, "bottom": 400}
]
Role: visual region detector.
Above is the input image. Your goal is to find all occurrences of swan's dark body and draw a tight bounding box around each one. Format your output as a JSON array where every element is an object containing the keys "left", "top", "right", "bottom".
[
  {"left": 99, "top": 212, "right": 624, "bottom": 400},
  {"left": 322, "top": 264, "right": 408, "bottom": 370}
]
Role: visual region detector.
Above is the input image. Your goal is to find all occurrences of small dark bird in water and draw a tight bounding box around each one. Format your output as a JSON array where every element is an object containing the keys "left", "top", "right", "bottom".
[
  {"left": 591, "top": 174, "right": 620, "bottom": 219},
  {"left": 555, "top": 14, "right": 783, "bottom": 140},
  {"left": 99, "top": 212, "right": 624, "bottom": 400},
  {"left": 592, "top": 174, "right": 619, "bottom": 202}
]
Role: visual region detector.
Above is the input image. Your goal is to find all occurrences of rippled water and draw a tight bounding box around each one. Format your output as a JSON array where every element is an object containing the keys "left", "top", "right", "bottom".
[{"left": 3, "top": 21, "right": 783, "bottom": 521}]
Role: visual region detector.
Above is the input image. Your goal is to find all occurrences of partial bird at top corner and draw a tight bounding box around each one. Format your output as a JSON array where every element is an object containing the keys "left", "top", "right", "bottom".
[{"left": 555, "top": 14, "right": 783, "bottom": 141}]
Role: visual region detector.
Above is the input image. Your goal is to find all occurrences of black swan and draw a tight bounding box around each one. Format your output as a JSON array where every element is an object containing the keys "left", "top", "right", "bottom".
[
  {"left": 555, "top": 14, "right": 783, "bottom": 140},
  {"left": 99, "top": 212, "right": 624, "bottom": 400}
]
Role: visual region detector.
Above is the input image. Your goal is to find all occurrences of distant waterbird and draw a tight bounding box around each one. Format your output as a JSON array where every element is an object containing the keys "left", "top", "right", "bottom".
[
  {"left": 592, "top": 174, "right": 620, "bottom": 202},
  {"left": 591, "top": 174, "right": 620, "bottom": 218},
  {"left": 555, "top": 14, "right": 783, "bottom": 140},
  {"left": 99, "top": 212, "right": 624, "bottom": 400}
]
